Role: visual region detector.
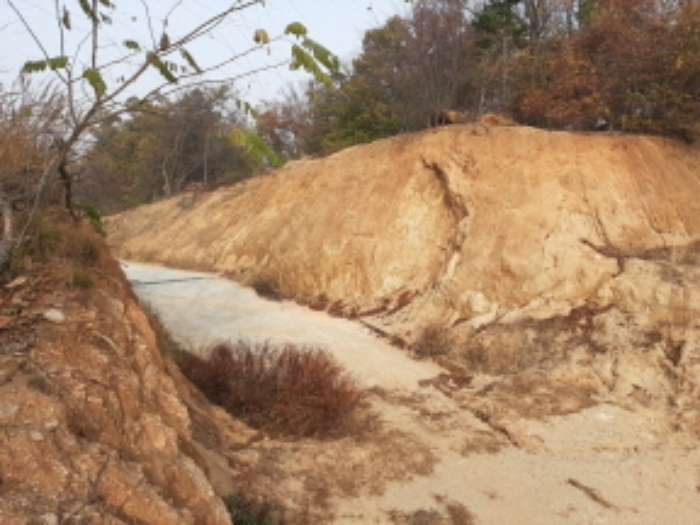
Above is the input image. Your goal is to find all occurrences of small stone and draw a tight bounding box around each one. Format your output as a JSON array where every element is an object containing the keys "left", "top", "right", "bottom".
[
  {"left": 43, "top": 309, "right": 66, "bottom": 324},
  {"left": 5, "top": 276, "right": 27, "bottom": 289},
  {"left": 39, "top": 513, "right": 58, "bottom": 525},
  {"left": 30, "top": 431, "right": 45, "bottom": 441},
  {"left": 0, "top": 402, "right": 19, "bottom": 419},
  {"left": 0, "top": 315, "right": 13, "bottom": 329}
]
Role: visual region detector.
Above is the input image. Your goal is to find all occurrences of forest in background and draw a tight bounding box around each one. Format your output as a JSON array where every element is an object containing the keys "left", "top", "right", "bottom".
[
  {"left": 4, "top": 0, "right": 700, "bottom": 216},
  {"left": 255, "top": 0, "right": 700, "bottom": 156}
]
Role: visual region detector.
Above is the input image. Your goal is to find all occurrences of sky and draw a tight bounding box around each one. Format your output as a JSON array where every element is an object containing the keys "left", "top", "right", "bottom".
[{"left": 0, "top": 0, "right": 410, "bottom": 104}]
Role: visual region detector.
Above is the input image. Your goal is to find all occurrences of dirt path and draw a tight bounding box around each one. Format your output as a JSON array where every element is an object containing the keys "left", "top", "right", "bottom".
[{"left": 123, "top": 262, "right": 700, "bottom": 525}]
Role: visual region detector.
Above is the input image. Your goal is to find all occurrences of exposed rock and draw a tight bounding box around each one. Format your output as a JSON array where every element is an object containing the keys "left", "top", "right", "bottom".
[
  {"left": 42, "top": 308, "right": 65, "bottom": 324},
  {"left": 0, "top": 257, "right": 240, "bottom": 524}
]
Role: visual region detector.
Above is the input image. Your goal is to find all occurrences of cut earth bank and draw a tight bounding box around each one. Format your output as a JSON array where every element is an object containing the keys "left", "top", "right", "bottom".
[{"left": 108, "top": 124, "right": 700, "bottom": 523}]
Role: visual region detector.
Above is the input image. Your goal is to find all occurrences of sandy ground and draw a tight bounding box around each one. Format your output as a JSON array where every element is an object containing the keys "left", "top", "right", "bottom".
[{"left": 122, "top": 261, "right": 700, "bottom": 525}]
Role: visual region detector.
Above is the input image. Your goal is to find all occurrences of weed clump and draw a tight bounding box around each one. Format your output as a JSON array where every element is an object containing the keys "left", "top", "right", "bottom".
[
  {"left": 177, "top": 341, "right": 364, "bottom": 438},
  {"left": 251, "top": 276, "right": 281, "bottom": 300},
  {"left": 16, "top": 213, "right": 104, "bottom": 268},
  {"left": 224, "top": 493, "right": 284, "bottom": 525}
]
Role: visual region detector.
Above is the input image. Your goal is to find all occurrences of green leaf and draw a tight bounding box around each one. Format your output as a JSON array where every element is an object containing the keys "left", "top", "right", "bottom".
[
  {"left": 160, "top": 32, "right": 170, "bottom": 51},
  {"left": 62, "top": 7, "right": 71, "bottom": 29},
  {"left": 180, "top": 48, "right": 202, "bottom": 73},
  {"left": 74, "top": 202, "right": 105, "bottom": 236},
  {"left": 48, "top": 56, "right": 69, "bottom": 70},
  {"left": 98, "top": 0, "right": 114, "bottom": 6},
  {"left": 22, "top": 57, "right": 68, "bottom": 73},
  {"left": 83, "top": 68, "right": 107, "bottom": 97},
  {"left": 123, "top": 39, "right": 140, "bottom": 50},
  {"left": 253, "top": 29, "right": 270, "bottom": 44},
  {"left": 290, "top": 45, "right": 333, "bottom": 87},
  {"left": 231, "top": 128, "right": 282, "bottom": 168},
  {"left": 22, "top": 60, "right": 48, "bottom": 73},
  {"left": 301, "top": 38, "right": 340, "bottom": 73},
  {"left": 78, "top": 0, "right": 97, "bottom": 22},
  {"left": 147, "top": 53, "right": 178, "bottom": 84},
  {"left": 285, "top": 22, "right": 308, "bottom": 38}
]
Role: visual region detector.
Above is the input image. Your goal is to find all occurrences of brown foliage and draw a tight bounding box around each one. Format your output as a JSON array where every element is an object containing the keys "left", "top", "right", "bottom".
[
  {"left": 513, "top": 4, "right": 700, "bottom": 140},
  {"left": 177, "top": 342, "right": 364, "bottom": 438}
]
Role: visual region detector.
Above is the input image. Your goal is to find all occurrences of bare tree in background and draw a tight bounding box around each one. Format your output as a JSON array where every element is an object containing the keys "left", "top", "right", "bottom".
[
  {"left": 402, "top": 0, "right": 475, "bottom": 128},
  {"left": 0, "top": 0, "right": 338, "bottom": 270}
]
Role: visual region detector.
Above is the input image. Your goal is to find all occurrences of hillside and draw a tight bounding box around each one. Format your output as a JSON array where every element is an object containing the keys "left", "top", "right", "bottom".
[
  {"left": 109, "top": 123, "right": 700, "bottom": 344},
  {"left": 0, "top": 221, "right": 256, "bottom": 524},
  {"left": 105, "top": 123, "right": 700, "bottom": 522}
]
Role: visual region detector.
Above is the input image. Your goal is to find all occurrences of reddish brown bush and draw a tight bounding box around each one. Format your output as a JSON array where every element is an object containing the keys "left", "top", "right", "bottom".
[{"left": 177, "top": 341, "right": 364, "bottom": 438}]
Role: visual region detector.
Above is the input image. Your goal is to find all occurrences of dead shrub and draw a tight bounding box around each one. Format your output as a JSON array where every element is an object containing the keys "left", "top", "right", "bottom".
[
  {"left": 251, "top": 276, "right": 281, "bottom": 300},
  {"left": 413, "top": 324, "right": 451, "bottom": 359},
  {"left": 177, "top": 341, "right": 364, "bottom": 438},
  {"left": 224, "top": 492, "right": 286, "bottom": 525}
]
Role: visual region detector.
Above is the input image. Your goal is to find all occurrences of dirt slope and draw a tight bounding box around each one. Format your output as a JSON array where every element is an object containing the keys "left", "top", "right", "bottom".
[
  {"left": 108, "top": 123, "right": 700, "bottom": 412},
  {"left": 107, "top": 124, "right": 700, "bottom": 523},
  {"left": 109, "top": 124, "right": 700, "bottom": 336},
  {"left": 0, "top": 243, "right": 255, "bottom": 523}
]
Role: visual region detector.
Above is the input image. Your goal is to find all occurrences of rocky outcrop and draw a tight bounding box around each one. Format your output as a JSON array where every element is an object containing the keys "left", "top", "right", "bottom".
[{"left": 0, "top": 255, "right": 252, "bottom": 524}]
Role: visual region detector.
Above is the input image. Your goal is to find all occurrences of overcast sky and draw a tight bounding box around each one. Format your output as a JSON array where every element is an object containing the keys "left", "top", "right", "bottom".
[{"left": 0, "top": 0, "right": 410, "bottom": 103}]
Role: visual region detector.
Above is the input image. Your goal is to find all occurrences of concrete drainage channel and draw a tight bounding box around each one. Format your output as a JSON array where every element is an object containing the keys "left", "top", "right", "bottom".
[{"left": 120, "top": 261, "right": 443, "bottom": 390}]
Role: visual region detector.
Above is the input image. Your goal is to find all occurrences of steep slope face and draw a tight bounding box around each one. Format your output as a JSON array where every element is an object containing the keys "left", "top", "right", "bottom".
[
  {"left": 0, "top": 251, "right": 251, "bottom": 524},
  {"left": 109, "top": 125, "right": 700, "bottom": 327}
]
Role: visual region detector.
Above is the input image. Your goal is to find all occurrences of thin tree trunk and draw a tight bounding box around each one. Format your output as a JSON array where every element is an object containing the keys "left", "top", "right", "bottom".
[
  {"left": 0, "top": 195, "right": 14, "bottom": 271},
  {"left": 1, "top": 193, "right": 13, "bottom": 241},
  {"left": 58, "top": 160, "right": 79, "bottom": 223}
]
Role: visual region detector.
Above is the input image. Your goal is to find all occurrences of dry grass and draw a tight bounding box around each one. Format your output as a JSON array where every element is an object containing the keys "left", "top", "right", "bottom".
[
  {"left": 13, "top": 212, "right": 104, "bottom": 271},
  {"left": 177, "top": 341, "right": 365, "bottom": 438}
]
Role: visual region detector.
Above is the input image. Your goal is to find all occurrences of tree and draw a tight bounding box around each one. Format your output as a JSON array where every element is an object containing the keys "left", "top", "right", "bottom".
[
  {"left": 256, "top": 83, "right": 317, "bottom": 161},
  {"left": 472, "top": 0, "right": 528, "bottom": 108},
  {"left": 1, "top": 0, "right": 339, "bottom": 269},
  {"left": 0, "top": 81, "right": 65, "bottom": 266},
  {"left": 511, "top": 0, "right": 700, "bottom": 139},
  {"left": 261, "top": 2, "right": 481, "bottom": 156},
  {"left": 81, "top": 87, "right": 256, "bottom": 212},
  {"left": 402, "top": 0, "right": 477, "bottom": 127}
]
